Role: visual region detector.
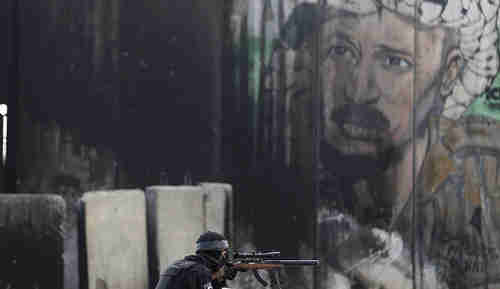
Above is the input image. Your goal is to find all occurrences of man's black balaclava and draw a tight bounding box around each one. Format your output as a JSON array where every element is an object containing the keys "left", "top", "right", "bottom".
[{"left": 195, "top": 231, "right": 229, "bottom": 272}]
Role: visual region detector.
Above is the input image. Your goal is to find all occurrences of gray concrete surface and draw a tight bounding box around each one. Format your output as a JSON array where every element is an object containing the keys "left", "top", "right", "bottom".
[
  {"left": 0, "top": 194, "right": 66, "bottom": 289},
  {"left": 146, "top": 185, "right": 205, "bottom": 273},
  {"left": 82, "top": 190, "right": 148, "bottom": 289},
  {"left": 199, "top": 183, "right": 233, "bottom": 240},
  {"left": 146, "top": 184, "right": 232, "bottom": 274}
]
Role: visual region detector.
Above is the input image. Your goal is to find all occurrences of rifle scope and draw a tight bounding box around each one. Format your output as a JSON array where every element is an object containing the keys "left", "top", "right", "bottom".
[{"left": 233, "top": 251, "right": 281, "bottom": 258}]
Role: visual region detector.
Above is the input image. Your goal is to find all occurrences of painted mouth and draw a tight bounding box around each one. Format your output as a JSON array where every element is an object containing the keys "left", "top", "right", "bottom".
[
  {"left": 331, "top": 104, "right": 390, "bottom": 142},
  {"left": 342, "top": 123, "right": 381, "bottom": 141}
]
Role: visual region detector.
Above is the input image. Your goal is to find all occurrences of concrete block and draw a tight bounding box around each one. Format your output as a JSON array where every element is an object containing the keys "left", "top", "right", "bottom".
[
  {"left": 146, "top": 184, "right": 233, "bottom": 287},
  {"left": 0, "top": 194, "right": 66, "bottom": 289},
  {"left": 146, "top": 185, "right": 205, "bottom": 275},
  {"left": 81, "top": 190, "right": 148, "bottom": 289},
  {"left": 199, "top": 183, "right": 234, "bottom": 242}
]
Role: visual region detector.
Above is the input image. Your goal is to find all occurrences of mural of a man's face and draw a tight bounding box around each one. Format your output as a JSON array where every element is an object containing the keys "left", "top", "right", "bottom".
[{"left": 321, "top": 7, "right": 456, "bottom": 177}]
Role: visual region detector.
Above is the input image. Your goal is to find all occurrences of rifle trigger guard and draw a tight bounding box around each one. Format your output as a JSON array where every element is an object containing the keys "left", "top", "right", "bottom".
[{"left": 253, "top": 269, "right": 268, "bottom": 287}]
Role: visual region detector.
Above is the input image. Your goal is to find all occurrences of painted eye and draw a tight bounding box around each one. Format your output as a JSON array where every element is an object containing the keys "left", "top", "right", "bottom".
[
  {"left": 383, "top": 55, "right": 411, "bottom": 69},
  {"left": 328, "top": 45, "right": 357, "bottom": 65},
  {"left": 332, "top": 46, "right": 348, "bottom": 55}
]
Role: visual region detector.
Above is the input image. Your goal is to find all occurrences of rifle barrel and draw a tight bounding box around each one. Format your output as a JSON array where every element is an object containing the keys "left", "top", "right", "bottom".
[
  {"left": 233, "top": 263, "right": 283, "bottom": 270},
  {"left": 263, "top": 259, "right": 320, "bottom": 266}
]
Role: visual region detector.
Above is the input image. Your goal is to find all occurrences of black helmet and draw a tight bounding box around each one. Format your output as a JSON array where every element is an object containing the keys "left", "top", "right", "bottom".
[{"left": 195, "top": 231, "right": 229, "bottom": 252}]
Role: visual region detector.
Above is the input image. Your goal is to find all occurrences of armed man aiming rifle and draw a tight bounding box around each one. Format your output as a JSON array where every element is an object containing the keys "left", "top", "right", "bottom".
[{"left": 154, "top": 231, "right": 319, "bottom": 289}]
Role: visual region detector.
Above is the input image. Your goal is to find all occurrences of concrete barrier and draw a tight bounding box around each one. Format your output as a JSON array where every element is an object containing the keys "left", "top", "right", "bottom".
[
  {"left": 80, "top": 190, "right": 149, "bottom": 289},
  {"left": 199, "top": 183, "right": 234, "bottom": 242},
  {"left": 0, "top": 194, "right": 66, "bottom": 289},
  {"left": 146, "top": 183, "right": 233, "bottom": 287},
  {"left": 146, "top": 185, "right": 205, "bottom": 275}
]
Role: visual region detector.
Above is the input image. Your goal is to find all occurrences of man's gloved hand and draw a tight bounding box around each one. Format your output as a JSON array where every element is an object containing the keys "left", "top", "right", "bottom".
[
  {"left": 223, "top": 265, "right": 238, "bottom": 280},
  {"left": 212, "top": 278, "right": 228, "bottom": 289}
]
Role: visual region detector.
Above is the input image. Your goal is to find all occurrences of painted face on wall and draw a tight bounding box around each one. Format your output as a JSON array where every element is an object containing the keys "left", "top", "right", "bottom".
[{"left": 320, "top": 7, "right": 453, "bottom": 176}]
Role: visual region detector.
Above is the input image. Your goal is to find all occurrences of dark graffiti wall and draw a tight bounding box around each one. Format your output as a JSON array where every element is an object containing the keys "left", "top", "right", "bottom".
[
  {"left": 6, "top": 0, "right": 226, "bottom": 193},
  {"left": 6, "top": 0, "right": 500, "bottom": 288},
  {"left": 230, "top": 0, "right": 500, "bottom": 289}
]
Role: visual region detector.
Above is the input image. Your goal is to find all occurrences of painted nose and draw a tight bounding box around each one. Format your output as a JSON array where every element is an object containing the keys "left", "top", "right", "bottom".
[{"left": 346, "top": 61, "right": 380, "bottom": 104}]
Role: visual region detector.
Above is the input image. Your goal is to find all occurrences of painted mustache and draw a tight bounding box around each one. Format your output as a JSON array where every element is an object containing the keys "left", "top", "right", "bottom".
[{"left": 330, "top": 104, "right": 390, "bottom": 141}]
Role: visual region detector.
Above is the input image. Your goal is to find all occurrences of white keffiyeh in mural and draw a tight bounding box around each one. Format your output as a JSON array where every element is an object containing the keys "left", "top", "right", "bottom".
[{"left": 323, "top": 0, "right": 500, "bottom": 118}]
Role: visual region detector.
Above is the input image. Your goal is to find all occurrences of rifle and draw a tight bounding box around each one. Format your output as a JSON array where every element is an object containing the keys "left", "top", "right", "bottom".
[{"left": 226, "top": 251, "right": 319, "bottom": 289}]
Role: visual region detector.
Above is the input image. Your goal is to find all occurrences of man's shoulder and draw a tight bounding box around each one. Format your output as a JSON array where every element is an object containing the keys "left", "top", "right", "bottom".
[
  {"left": 181, "top": 255, "right": 212, "bottom": 275},
  {"left": 162, "top": 257, "right": 203, "bottom": 276},
  {"left": 184, "top": 261, "right": 212, "bottom": 276}
]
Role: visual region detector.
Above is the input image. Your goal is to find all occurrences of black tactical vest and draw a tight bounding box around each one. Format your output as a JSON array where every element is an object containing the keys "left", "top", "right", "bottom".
[{"left": 154, "top": 260, "right": 199, "bottom": 289}]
